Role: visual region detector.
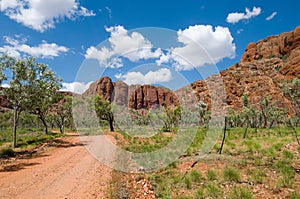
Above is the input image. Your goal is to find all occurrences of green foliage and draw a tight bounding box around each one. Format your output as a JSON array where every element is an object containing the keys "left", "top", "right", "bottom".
[
  {"left": 0, "top": 56, "right": 62, "bottom": 147},
  {"left": 289, "top": 191, "right": 300, "bottom": 199},
  {"left": 195, "top": 188, "right": 205, "bottom": 199},
  {"left": 274, "top": 161, "right": 296, "bottom": 188},
  {"left": 252, "top": 168, "right": 266, "bottom": 184},
  {"left": 197, "top": 101, "right": 210, "bottom": 127},
  {"left": 0, "top": 148, "right": 15, "bottom": 157},
  {"left": 155, "top": 181, "right": 172, "bottom": 199},
  {"left": 206, "top": 183, "right": 220, "bottom": 198},
  {"left": 48, "top": 95, "right": 74, "bottom": 133},
  {"left": 282, "top": 78, "right": 300, "bottom": 135},
  {"left": 223, "top": 167, "right": 240, "bottom": 182},
  {"left": 282, "top": 150, "right": 294, "bottom": 161},
  {"left": 207, "top": 169, "right": 217, "bottom": 181},
  {"left": 160, "top": 103, "right": 181, "bottom": 132},
  {"left": 189, "top": 170, "right": 202, "bottom": 183},
  {"left": 94, "top": 95, "right": 114, "bottom": 131},
  {"left": 229, "top": 187, "right": 253, "bottom": 199},
  {"left": 184, "top": 176, "right": 192, "bottom": 189}
]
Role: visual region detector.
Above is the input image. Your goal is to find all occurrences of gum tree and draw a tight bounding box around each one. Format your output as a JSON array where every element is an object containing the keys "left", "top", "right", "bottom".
[
  {"left": 27, "top": 62, "right": 62, "bottom": 134},
  {"left": 94, "top": 95, "right": 114, "bottom": 131},
  {"left": 0, "top": 56, "right": 61, "bottom": 148},
  {"left": 283, "top": 78, "right": 300, "bottom": 145},
  {"left": 48, "top": 95, "right": 73, "bottom": 134}
]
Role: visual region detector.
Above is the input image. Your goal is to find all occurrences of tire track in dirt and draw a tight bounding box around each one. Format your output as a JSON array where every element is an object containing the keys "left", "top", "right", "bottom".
[{"left": 0, "top": 134, "right": 114, "bottom": 199}]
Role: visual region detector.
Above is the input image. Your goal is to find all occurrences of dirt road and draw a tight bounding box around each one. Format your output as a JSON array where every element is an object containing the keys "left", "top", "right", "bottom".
[{"left": 0, "top": 134, "right": 114, "bottom": 199}]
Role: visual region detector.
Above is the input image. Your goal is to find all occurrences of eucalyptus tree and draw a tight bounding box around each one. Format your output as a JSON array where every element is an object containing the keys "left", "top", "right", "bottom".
[
  {"left": 283, "top": 77, "right": 300, "bottom": 145},
  {"left": 94, "top": 95, "right": 114, "bottom": 131},
  {"left": 26, "top": 61, "right": 62, "bottom": 134},
  {"left": 48, "top": 95, "right": 73, "bottom": 134},
  {"left": 0, "top": 56, "right": 61, "bottom": 147}
]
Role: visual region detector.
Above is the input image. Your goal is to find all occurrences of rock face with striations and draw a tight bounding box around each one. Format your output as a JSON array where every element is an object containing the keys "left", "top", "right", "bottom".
[
  {"left": 83, "top": 76, "right": 114, "bottom": 101},
  {"left": 186, "top": 26, "right": 300, "bottom": 114},
  {"left": 83, "top": 77, "right": 178, "bottom": 109}
]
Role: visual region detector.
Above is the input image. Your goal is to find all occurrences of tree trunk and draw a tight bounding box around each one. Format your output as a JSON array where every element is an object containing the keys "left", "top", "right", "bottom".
[
  {"left": 219, "top": 117, "right": 227, "bottom": 154},
  {"left": 39, "top": 115, "right": 49, "bottom": 134},
  {"left": 289, "top": 120, "right": 300, "bottom": 146},
  {"left": 243, "top": 123, "right": 249, "bottom": 139},
  {"left": 109, "top": 117, "right": 114, "bottom": 132},
  {"left": 13, "top": 108, "right": 18, "bottom": 148},
  {"left": 58, "top": 116, "right": 64, "bottom": 134},
  {"left": 61, "top": 116, "right": 65, "bottom": 134}
]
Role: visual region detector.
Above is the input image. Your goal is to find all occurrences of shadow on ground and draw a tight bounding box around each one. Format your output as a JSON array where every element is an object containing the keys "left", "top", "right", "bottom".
[{"left": 0, "top": 162, "right": 41, "bottom": 172}]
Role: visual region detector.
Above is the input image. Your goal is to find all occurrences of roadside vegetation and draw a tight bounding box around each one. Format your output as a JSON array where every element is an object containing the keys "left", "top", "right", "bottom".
[{"left": 1, "top": 55, "right": 299, "bottom": 198}]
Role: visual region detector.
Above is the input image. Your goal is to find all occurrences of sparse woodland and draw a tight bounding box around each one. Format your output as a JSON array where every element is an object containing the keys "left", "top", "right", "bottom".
[{"left": 0, "top": 52, "right": 300, "bottom": 198}]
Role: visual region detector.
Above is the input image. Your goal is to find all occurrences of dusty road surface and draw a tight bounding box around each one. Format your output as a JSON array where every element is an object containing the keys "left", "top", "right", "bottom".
[{"left": 0, "top": 133, "right": 114, "bottom": 199}]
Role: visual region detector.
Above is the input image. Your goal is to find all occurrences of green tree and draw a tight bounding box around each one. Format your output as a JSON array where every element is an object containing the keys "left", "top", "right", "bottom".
[
  {"left": 259, "top": 96, "right": 284, "bottom": 129},
  {"left": 241, "top": 94, "right": 259, "bottom": 138},
  {"left": 197, "top": 101, "right": 210, "bottom": 127},
  {"left": 94, "top": 95, "right": 114, "bottom": 131},
  {"left": 49, "top": 95, "right": 73, "bottom": 134},
  {"left": 0, "top": 56, "right": 61, "bottom": 147},
  {"left": 26, "top": 61, "right": 62, "bottom": 134},
  {"left": 283, "top": 77, "right": 300, "bottom": 145},
  {"left": 0, "top": 56, "right": 33, "bottom": 147},
  {"left": 160, "top": 103, "right": 181, "bottom": 132}
]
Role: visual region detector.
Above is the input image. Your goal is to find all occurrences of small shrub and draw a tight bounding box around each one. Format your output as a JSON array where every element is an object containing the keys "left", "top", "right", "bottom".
[
  {"left": 282, "top": 150, "right": 294, "bottom": 160},
  {"left": 274, "top": 161, "right": 296, "bottom": 188},
  {"left": 289, "top": 191, "right": 300, "bottom": 199},
  {"left": 223, "top": 167, "right": 240, "bottom": 182},
  {"left": 207, "top": 169, "right": 217, "bottom": 181},
  {"left": 175, "top": 196, "right": 192, "bottom": 199},
  {"left": 229, "top": 187, "right": 253, "bottom": 199},
  {"left": 0, "top": 148, "right": 15, "bottom": 157},
  {"left": 168, "top": 161, "right": 177, "bottom": 169},
  {"left": 206, "top": 184, "right": 220, "bottom": 198},
  {"left": 184, "top": 176, "right": 192, "bottom": 189},
  {"left": 190, "top": 170, "right": 202, "bottom": 183},
  {"left": 252, "top": 169, "right": 266, "bottom": 184},
  {"left": 273, "top": 143, "right": 283, "bottom": 151},
  {"left": 156, "top": 181, "right": 172, "bottom": 199},
  {"left": 195, "top": 188, "right": 205, "bottom": 199}
]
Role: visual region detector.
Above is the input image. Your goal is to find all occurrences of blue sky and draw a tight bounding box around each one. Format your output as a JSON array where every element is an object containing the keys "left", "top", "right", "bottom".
[{"left": 0, "top": 0, "right": 299, "bottom": 93}]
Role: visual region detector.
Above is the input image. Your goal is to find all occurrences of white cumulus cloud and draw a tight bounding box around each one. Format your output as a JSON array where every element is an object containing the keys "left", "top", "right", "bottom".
[
  {"left": 116, "top": 68, "right": 172, "bottom": 85},
  {"left": 226, "top": 7, "right": 261, "bottom": 24},
  {"left": 60, "top": 81, "right": 93, "bottom": 94},
  {"left": 266, "top": 12, "right": 277, "bottom": 21},
  {"left": 1, "top": 84, "right": 10, "bottom": 88},
  {"left": 0, "top": 36, "right": 69, "bottom": 58},
  {"left": 157, "top": 25, "right": 236, "bottom": 70},
  {"left": 85, "top": 25, "right": 162, "bottom": 68},
  {"left": 0, "top": 0, "right": 95, "bottom": 32}
]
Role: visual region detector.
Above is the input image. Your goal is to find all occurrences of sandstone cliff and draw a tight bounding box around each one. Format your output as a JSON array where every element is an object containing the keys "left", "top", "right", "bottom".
[
  {"left": 83, "top": 76, "right": 178, "bottom": 109},
  {"left": 187, "top": 26, "right": 300, "bottom": 113}
]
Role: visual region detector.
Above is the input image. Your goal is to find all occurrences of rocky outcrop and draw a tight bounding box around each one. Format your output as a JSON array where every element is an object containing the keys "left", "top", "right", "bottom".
[
  {"left": 83, "top": 77, "right": 178, "bottom": 109},
  {"left": 83, "top": 76, "right": 114, "bottom": 101},
  {"left": 128, "top": 85, "right": 177, "bottom": 109},
  {"left": 189, "top": 26, "right": 300, "bottom": 114},
  {"left": 241, "top": 26, "right": 300, "bottom": 78},
  {"left": 0, "top": 88, "right": 11, "bottom": 112}
]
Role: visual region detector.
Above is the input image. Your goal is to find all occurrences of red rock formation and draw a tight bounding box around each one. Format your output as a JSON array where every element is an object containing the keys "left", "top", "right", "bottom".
[
  {"left": 83, "top": 76, "right": 114, "bottom": 101},
  {"left": 189, "top": 26, "right": 300, "bottom": 114},
  {"left": 83, "top": 77, "right": 178, "bottom": 109},
  {"left": 0, "top": 87, "right": 12, "bottom": 112}
]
